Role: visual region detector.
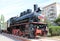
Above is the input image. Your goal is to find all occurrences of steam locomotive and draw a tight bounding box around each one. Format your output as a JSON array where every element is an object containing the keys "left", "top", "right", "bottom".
[{"left": 7, "top": 4, "right": 47, "bottom": 38}]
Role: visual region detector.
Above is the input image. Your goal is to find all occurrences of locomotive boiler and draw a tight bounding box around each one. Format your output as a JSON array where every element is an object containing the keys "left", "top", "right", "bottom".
[{"left": 7, "top": 4, "right": 47, "bottom": 38}]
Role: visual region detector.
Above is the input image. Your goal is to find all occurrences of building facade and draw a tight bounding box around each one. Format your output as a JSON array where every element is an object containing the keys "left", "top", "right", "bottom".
[{"left": 43, "top": 2, "right": 60, "bottom": 24}]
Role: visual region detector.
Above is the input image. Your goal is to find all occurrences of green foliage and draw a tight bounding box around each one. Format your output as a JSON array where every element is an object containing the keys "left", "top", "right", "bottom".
[
  {"left": 1, "top": 14, "right": 4, "bottom": 21},
  {"left": 54, "top": 15, "right": 60, "bottom": 26},
  {"left": 54, "top": 18, "right": 60, "bottom": 23},
  {"left": 0, "top": 14, "right": 5, "bottom": 30},
  {"left": 49, "top": 26, "right": 60, "bottom": 36},
  {"left": 47, "top": 21, "right": 52, "bottom": 26},
  {"left": 45, "top": 19, "right": 52, "bottom": 26}
]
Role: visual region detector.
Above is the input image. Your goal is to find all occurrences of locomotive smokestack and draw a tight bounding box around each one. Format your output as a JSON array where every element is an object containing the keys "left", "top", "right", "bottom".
[
  {"left": 27, "top": 9, "right": 32, "bottom": 13},
  {"left": 34, "top": 4, "right": 38, "bottom": 11}
]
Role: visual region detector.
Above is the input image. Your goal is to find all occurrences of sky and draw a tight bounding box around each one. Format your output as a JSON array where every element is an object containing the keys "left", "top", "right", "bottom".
[{"left": 0, "top": 0, "right": 60, "bottom": 21}]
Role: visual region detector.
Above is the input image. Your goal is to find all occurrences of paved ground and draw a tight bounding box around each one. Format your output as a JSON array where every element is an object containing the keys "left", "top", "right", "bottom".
[
  {"left": 29, "top": 37, "right": 60, "bottom": 41},
  {"left": 0, "top": 33, "right": 60, "bottom": 41},
  {"left": 0, "top": 34, "right": 21, "bottom": 41}
]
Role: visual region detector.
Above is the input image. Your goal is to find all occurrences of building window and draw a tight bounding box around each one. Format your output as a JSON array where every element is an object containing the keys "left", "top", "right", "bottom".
[
  {"left": 51, "top": 6, "right": 54, "bottom": 8},
  {"left": 50, "top": 13, "right": 54, "bottom": 15},
  {"left": 49, "top": 9, "right": 54, "bottom": 11}
]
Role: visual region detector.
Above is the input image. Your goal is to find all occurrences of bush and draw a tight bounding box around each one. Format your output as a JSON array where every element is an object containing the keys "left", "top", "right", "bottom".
[{"left": 49, "top": 26, "right": 60, "bottom": 36}]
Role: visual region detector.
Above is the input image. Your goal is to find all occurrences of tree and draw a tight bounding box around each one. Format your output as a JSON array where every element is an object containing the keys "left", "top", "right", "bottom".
[
  {"left": 1, "top": 14, "right": 4, "bottom": 23},
  {"left": 54, "top": 18, "right": 60, "bottom": 26},
  {"left": 0, "top": 14, "right": 5, "bottom": 30},
  {"left": 45, "top": 18, "right": 52, "bottom": 26},
  {"left": 54, "top": 14, "right": 60, "bottom": 26}
]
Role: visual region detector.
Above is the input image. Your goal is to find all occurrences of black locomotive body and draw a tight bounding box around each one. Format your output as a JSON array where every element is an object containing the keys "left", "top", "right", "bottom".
[{"left": 7, "top": 4, "right": 47, "bottom": 38}]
